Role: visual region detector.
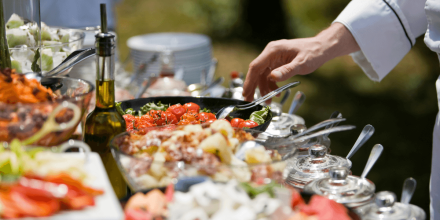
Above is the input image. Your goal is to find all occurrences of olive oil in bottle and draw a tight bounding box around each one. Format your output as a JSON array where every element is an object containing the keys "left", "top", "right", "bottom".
[{"left": 84, "top": 4, "right": 127, "bottom": 199}]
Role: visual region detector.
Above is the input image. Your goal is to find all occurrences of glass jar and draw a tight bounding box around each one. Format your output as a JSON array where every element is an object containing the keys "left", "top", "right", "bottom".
[
  {"left": 284, "top": 144, "right": 351, "bottom": 189},
  {"left": 303, "top": 166, "right": 375, "bottom": 208},
  {"left": 356, "top": 191, "right": 426, "bottom": 220}
]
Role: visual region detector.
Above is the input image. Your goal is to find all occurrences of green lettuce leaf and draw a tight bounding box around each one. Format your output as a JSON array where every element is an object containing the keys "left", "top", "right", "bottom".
[
  {"left": 140, "top": 101, "right": 169, "bottom": 114},
  {"left": 249, "top": 106, "right": 270, "bottom": 125}
]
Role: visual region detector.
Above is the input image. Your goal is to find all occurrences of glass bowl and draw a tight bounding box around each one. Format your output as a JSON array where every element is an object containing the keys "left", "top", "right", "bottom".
[
  {"left": 0, "top": 76, "right": 94, "bottom": 146},
  {"left": 8, "top": 28, "right": 85, "bottom": 74},
  {"left": 110, "top": 125, "right": 295, "bottom": 192}
]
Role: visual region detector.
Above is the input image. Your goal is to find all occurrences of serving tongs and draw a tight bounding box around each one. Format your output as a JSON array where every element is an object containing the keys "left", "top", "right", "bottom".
[
  {"left": 216, "top": 81, "right": 300, "bottom": 119},
  {"left": 24, "top": 48, "right": 96, "bottom": 82}
]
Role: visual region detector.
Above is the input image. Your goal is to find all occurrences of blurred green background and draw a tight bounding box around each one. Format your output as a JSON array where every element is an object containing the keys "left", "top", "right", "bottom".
[{"left": 115, "top": 0, "right": 438, "bottom": 216}]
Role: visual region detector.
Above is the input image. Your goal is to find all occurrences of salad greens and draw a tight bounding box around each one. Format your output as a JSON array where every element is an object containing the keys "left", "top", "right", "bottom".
[
  {"left": 0, "top": 139, "right": 45, "bottom": 181},
  {"left": 249, "top": 106, "right": 270, "bottom": 125},
  {"left": 140, "top": 101, "right": 168, "bottom": 114},
  {"left": 116, "top": 101, "right": 169, "bottom": 116},
  {"left": 240, "top": 181, "right": 277, "bottom": 199}
]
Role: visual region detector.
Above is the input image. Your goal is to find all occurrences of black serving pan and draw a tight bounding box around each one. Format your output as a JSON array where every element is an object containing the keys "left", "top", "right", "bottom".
[{"left": 118, "top": 96, "right": 273, "bottom": 132}]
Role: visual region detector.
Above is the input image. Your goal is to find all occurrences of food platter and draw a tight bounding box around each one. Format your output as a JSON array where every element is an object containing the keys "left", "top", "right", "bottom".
[{"left": 37, "top": 153, "right": 123, "bottom": 220}]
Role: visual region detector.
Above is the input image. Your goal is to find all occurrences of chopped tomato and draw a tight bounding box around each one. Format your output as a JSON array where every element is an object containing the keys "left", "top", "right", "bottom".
[
  {"left": 206, "top": 119, "right": 216, "bottom": 123},
  {"left": 218, "top": 119, "right": 231, "bottom": 124},
  {"left": 140, "top": 115, "right": 155, "bottom": 124},
  {"left": 164, "top": 112, "right": 178, "bottom": 124},
  {"left": 148, "top": 110, "right": 166, "bottom": 126},
  {"left": 166, "top": 104, "right": 186, "bottom": 120},
  {"left": 238, "top": 120, "right": 258, "bottom": 129},
  {"left": 230, "top": 118, "right": 245, "bottom": 127},
  {"left": 178, "top": 119, "right": 191, "bottom": 125},
  {"left": 197, "top": 112, "right": 216, "bottom": 123},
  {"left": 181, "top": 112, "right": 198, "bottom": 122},
  {"left": 196, "top": 112, "right": 210, "bottom": 122},
  {"left": 183, "top": 102, "right": 200, "bottom": 113}
]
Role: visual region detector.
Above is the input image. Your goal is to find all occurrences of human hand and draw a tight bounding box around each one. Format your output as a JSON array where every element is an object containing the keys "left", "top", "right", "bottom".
[{"left": 242, "top": 23, "right": 360, "bottom": 102}]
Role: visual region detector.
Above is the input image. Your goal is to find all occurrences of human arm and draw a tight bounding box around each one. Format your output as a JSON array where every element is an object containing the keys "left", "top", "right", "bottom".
[
  {"left": 243, "top": 23, "right": 360, "bottom": 101},
  {"left": 243, "top": 0, "right": 427, "bottom": 102}
]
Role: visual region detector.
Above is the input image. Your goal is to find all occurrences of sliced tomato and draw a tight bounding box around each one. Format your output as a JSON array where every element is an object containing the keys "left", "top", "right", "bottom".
[
  {"left": 230, "top": 118, "right": 245, "bottom": 127},
  {"left": 125, "top": 208, "right": 153, "bottom": 220},
  {"left": 165, "top": 184, "right": 174, "bottom": 202},
  {"left": 238, "top": 120, "right": 258, "bottom": 129},
  {"left": 183, "top": 102, "right": 200, "bottom": 113},
  {"left": 166, "top": 104, "right": 186, "bottom": 120}
]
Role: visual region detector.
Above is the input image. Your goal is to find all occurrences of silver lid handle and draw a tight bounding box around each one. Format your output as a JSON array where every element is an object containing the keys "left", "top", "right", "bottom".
[
  {"left": 375, "top": 191, "right": 397, "bottom": 210},
  {"left": 309, "top": 144, "right": 327, "bottom": 161},
  {"left": 329, "top": 166, "right": 349, "bottom": 185}
]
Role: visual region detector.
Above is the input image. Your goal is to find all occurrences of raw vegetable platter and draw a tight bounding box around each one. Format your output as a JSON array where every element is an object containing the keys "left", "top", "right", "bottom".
[{"left": 116, "top": 96, "right": 273, "bottom": 132}]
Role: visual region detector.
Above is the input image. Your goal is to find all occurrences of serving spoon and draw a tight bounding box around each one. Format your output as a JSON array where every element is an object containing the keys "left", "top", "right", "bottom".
[
  {"left": 216, "top": 81, "right": 300, "bottom": 119},
  {"left": 361, "top": 144, "right": 383, "bottom": 179},
  {"left": 24, "top": 48, "right": 95, "bottom": 81},
  {"left": 346, "top": 124, "right": 375, "bottom": 160},
  {"left": 401, "top": 177, "right": 417, "bottom": 204}
]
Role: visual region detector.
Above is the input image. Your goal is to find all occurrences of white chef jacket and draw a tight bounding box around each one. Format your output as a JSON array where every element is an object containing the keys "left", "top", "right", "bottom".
[{"left": 334, "top": 0, "right": 439, "bottom": 219}]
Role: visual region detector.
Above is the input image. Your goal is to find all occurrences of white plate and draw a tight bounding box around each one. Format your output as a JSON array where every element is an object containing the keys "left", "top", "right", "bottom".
[
  {"left": 127, "top": 32, "right": 211, "bottom": 52},
  {"left": 21, "top": 153, "right": 124, "bottom": 220}
]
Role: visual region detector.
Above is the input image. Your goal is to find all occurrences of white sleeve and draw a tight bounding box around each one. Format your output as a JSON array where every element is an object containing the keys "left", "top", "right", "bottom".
[{"left": 333, "top": 0, "right": 427, "bottom": 82}]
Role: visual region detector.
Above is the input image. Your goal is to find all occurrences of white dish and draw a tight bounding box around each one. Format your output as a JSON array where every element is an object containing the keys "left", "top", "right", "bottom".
[{"left": 22, "top": 152, "right": 123, "bottom": 220}]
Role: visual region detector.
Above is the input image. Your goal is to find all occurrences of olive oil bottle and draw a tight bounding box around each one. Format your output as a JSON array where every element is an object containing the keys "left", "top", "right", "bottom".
[{"left": 84, "top": 4, "right": 127, "bottom": 199}]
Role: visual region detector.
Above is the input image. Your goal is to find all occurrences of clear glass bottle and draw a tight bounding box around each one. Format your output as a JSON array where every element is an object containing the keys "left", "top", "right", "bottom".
[{"left": 84, "top": 4, "right": 127, "bottom": 199}]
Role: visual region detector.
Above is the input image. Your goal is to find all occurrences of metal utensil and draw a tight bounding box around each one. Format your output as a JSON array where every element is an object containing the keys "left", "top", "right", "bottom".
[
  {"left": 216, "top": 81, "right": 300, "bottom": 119},
  {"left": 135, "top": 74, "right": 158, "bottom": 99},
  {"left": 323, "top": 111, "right": 342, "bottom": 137},
  {"left": 206, "top": 58, "right": 218, "bottom": 85},
  {"left": 401, "top": 177, "right": 417, "bottom": 204},
  {"left": 24, "top": 48, "right": 96, "bottom": 81},
  {"left": 280, "top": 89, "right": 291, "bottom": 106},
  {"left": 200, "top": 76, "right": 225, "bottom": 96},
  {"left": 346, "top": 124, "right": 375, "bottom": 159},
  {"left": 290, "top": 118, "right": 346, "bottom": 139},
  {"left": 288, "top": 91, "right": 306, "bottom": 115},
  {"left": 292, "top": 125, "right": 356, "bottom": 143},
  {"left": 128, "top": 53, "right": 159, "bottom": 86},
  {"left": 361, "top": 144, "right": 383, "bottom": 179}
]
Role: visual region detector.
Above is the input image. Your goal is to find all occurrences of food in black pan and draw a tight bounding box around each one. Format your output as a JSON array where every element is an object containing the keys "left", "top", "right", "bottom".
[{"left": 116, "top": 101, "right": 271, "bottom": 131}]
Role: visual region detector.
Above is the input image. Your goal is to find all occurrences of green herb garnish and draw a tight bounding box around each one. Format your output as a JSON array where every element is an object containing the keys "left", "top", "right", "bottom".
[{"left": 249, "top": 106, "right": 270, "bottom": 125}]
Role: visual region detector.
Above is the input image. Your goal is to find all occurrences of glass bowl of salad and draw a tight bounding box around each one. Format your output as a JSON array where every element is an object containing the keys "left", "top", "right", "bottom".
[
  {"left": 5, "top": 14, "right": 85, "bottom": 74},
  {"left": 110, "top": 121, "right": 295, "bottom": 192},
  {"left": 0, "top": 68, "right": 94, "bottom": 146}
]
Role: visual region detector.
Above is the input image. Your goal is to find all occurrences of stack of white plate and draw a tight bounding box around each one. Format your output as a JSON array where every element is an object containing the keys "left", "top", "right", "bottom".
[{"left": 127, "top": 32, "right": 213, "bottom": 85}]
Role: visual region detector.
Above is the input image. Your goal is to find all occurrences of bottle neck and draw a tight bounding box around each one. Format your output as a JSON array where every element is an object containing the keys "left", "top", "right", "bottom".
[{"left": 96, "top": 54, "right": 115, "bottom": 109}]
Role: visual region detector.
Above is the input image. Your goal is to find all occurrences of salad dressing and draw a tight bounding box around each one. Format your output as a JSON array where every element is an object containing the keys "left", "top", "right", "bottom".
[{"left": 84, "top": 4, "right": 127, "bottom": 199}]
